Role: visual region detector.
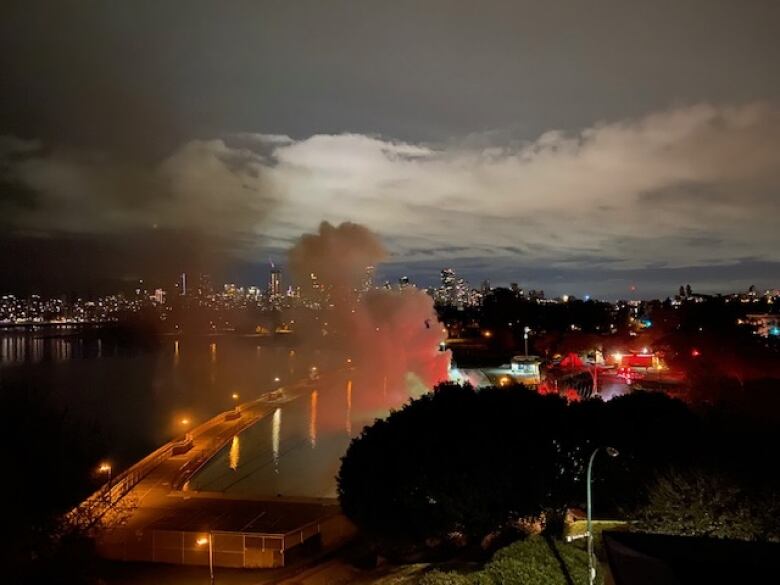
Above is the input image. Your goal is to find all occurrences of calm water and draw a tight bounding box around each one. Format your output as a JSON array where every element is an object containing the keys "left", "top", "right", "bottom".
[
  {"left": 188, "top": 373, "right": 389, "bottom": 498},
  {"left": 0, "top": 329, "right": 414, "bottom": 498},
  {"left": 0, "top": 330, "right": 333, "bottom": 467}
]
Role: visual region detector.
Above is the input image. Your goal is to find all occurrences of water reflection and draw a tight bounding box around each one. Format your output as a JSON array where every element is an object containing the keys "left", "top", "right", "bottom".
[
  {"left": 345, "top": 379, "right": 353, "bottom": 435},
  {"left": 272, "top": 407, "right": 281, "bottom": 473},
  {"left": 0, "top": 334, "right": 102, "bottom": 366},
  {"left": 1, "top": 332, "right": 338, "bottom": 476},
  {"left": 309, "top": 390, "right": 318, "bottom": 448},
  {"left": 228, "top": 435, "right": 240, "bottom": 471},
  {"left": 53, "top": 338, "right": 71, "bottom": 362}
]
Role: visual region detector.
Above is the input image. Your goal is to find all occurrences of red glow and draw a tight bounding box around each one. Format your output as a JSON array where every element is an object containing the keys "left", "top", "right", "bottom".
[{"left": 691, "top": 348, "right": 701, "bottom": 357}]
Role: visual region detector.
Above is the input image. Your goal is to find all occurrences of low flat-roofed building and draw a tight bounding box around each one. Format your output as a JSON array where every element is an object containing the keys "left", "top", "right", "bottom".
[{"left": 97, "top": 496, "right": 354, "bottom": 568}]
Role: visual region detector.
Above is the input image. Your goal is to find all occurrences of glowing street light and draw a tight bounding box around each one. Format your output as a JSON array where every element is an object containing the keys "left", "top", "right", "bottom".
[
  {"left": 586, "top": 446, "right": 620, "bottom": 585},
  {"left": 179, "top": 418, "right": 193, "bottom": 442},
  {"left": 98, "top": 462, "right": 112, "bottom": 504},
  {"left": 523, "top": 326, "right": 531, "bottom": 357},
  {"left": 231, "top": 392, "right": 239, "bottom": 401},
  {"left": 196, "top": 533, "right": 214, "bottom": 584}
]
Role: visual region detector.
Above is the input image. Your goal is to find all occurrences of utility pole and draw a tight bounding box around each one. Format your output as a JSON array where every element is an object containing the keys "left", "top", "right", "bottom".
[{"left": 586, "top": 447, "right": 619, "bottom": 585}]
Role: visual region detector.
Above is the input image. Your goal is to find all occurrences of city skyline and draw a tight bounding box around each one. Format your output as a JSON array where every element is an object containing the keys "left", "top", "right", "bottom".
[{"left": 2, "top": 2, "right": 780, "bottom": 297}]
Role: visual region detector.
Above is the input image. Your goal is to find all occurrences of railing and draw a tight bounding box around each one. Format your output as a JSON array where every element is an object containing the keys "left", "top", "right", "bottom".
[
  {"left": 69, "top": 441, "right": 173, "bottom": 529},
  {"left": 69, "top": 373, "right": 336, "bottom": 530}
]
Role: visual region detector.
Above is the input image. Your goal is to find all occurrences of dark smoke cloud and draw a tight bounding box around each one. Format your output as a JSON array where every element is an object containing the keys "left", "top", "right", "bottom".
[
  {"left": 289, "top": 221, "right": 387, "bottom": 295},
  {"left": 288, "top": 221, "right": 449, "bottom": 414}
]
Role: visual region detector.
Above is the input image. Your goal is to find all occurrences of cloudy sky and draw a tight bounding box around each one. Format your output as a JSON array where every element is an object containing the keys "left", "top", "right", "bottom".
[{"left": 2, "top": 1, "right": 779, "bottom": 298}]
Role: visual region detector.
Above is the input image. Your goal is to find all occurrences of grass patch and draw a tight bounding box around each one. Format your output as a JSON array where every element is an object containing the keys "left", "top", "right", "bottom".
[{"left": 415, "top": 535, "right": 600, "bottom": 585}]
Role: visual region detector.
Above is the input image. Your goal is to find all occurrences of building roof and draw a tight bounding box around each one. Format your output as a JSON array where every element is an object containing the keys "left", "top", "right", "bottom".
[{"left": 143, "top": 497, "right": 340, "bottom": 536}]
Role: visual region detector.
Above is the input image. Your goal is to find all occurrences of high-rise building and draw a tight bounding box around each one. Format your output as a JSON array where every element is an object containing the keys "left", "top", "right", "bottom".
[
  {"left": 197, "top": 273, "right": 213, "bottom": 297},
  {"left": 440, "top": 268, "right": 457, "bottom": 304},
  {"left": 270, "top": 268, "right": 282, "bottom": 297}
]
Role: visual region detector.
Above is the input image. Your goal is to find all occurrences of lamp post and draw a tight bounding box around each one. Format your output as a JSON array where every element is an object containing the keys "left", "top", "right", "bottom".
[
  {"left": 180, "top": 417, "right": 192, "bottom": 442},
  {"left": 524, "top": 326, "right": 531, "bottom": 356},
  {"left": 196, "top": 533, "right": 214, "bottom": 584},
  {"left": 586, "top": 446, "right": 619, "bottom": 585},
  {"left": 98, "top": 462, "right": 112, "bottom": 505}
]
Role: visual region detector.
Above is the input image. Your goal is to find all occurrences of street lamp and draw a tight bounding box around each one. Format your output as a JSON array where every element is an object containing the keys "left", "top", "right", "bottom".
[
  {"left": 586, "top": 446, "right": 619, "bottom": 585},
  {"left": 180, "top": 418, "right": 192, "bottom": 442},
  {"left": 196, "top": 533, "right": 214, "bottom": 584},
  {"left": 524, "top": 326, "right": 531, "bottom": 356},
  {"left": 98, "top": 462, "right": 112, "bottom": 504}
]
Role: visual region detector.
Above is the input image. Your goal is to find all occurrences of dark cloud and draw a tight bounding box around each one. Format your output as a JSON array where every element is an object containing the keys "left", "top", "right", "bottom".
[
  {"left": 3, "top": 1, "right": 779, "bottom": 152},
  {"left": 1, "top": 2, "right": 779, "bottom": 295},
  {"left": 0, "top": 230, "right": 240, "bottom": 295}
]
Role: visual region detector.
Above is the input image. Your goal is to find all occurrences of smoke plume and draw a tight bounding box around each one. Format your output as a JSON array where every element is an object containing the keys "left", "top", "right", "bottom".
[{"left": 288, "top": 221, "right": 449, "bottom": 411}]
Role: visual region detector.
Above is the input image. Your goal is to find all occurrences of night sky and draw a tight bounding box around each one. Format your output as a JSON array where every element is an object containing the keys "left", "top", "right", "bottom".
[{"left": 2, "top": 1, "right": 779, "bottom": 298}]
